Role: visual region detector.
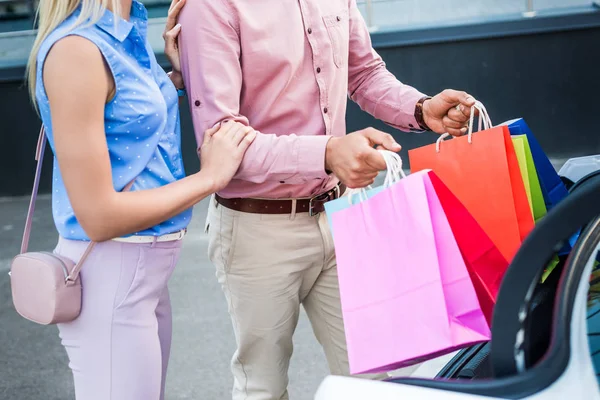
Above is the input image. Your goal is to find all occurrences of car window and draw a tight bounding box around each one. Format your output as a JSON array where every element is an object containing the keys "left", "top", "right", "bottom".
[{"left": 586, "top": 249, "right": 600, "bottom": 384}]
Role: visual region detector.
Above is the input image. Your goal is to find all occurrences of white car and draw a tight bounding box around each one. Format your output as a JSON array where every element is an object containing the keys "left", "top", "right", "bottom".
[{"left": 315, "top": 166, "right": 600, "bottom": 400}]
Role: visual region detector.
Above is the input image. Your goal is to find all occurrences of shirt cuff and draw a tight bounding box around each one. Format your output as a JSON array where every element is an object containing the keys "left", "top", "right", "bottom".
[
  {"left": 297, "top": 135, "right": 333, "bottom": 182},
  {"left": 404, "top": 90, "right": 429, "bottom": 132}
]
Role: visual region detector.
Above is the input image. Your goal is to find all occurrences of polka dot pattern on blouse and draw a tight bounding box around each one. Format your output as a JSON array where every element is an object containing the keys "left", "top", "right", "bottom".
[{"left": 35, "top": 0, "right": 192, "bottom": 241}]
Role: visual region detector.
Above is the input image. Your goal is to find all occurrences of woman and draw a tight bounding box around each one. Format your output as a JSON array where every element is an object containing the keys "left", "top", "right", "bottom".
[{"left": 25, "top": 0, "right": 253, "bottom": 398}]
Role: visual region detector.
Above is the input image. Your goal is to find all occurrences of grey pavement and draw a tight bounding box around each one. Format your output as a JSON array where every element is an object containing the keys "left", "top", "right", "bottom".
[
  {"left": 0, "top": 157, "right": 572, "bottom": 400},
  {"left": 0, "top": 172, "right": 455, "bottom": 400},
  {"left": 0, "top": 158, "right": 571, "bottom": 399},
  {"left": 0, "top": 196, "right": 330, "bottom": 400}
]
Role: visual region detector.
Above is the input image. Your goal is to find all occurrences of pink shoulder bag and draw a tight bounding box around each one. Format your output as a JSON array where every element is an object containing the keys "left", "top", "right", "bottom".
[{"left": 10, "top": 127, "right": 131, "bottom": 325}]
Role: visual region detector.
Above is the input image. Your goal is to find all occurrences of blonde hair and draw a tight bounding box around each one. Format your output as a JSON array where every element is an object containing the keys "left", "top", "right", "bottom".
[{"left": 26, "top": 0, "right": 121, "bottom": 107}]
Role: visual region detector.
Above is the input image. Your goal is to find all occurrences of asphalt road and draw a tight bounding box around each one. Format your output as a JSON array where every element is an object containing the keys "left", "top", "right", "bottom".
[
  {"left": 0, "top": 195, "right": 333, "bottom": 400},
  {"left": 0, "top": 179, "right": 452, "bottom": 400},
  {"left": 0, "top": 154, "right": 572, "bottom": 400}
]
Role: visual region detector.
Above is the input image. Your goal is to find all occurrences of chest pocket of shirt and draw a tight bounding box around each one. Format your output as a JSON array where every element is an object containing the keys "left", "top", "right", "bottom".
[{"left": 323, "top": 10, "right": 349, "bottom": 69}]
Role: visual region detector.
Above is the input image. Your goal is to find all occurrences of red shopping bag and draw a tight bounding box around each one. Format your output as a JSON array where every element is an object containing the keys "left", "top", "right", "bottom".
[
  {"left": 429, "top": 172, "right": 509, "bottom": 325},
  {"left": 409, "top": 125, "right": 534, "bottom": 261}
]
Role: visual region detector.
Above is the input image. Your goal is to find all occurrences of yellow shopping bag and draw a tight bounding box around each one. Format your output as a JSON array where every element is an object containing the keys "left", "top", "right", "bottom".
[{"left": 512, "top": 135, "right": 547, "bottom": 222}]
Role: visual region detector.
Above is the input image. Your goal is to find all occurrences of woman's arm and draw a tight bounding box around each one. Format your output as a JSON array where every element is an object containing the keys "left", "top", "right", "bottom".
[
  {"left": 163, "top": 0, "right": 185, "bottom": 103},
  {"left": 43, "top": 35, "right": 254, "bottom": 242}
]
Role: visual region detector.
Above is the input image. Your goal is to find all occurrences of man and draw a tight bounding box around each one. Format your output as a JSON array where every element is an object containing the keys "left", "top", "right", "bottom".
[{"left": 178, "top": 1, "right": 475, "bottom": 398}]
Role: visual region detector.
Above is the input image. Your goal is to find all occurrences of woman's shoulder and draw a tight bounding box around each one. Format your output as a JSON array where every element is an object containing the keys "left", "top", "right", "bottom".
[{"left": 37, "top": 13, "right": 104, "bottom": 66}]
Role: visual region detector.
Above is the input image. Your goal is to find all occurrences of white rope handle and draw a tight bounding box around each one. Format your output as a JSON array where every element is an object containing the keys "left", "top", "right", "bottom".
[
  {"left": 381, "top": 150, "right": 406, "bottom": 187},
  {"left": 436, "top": 100, "right": 493, "bottom": 153},
  {"left": 346, "top": 150, "right": 406, "bottom": 205},
  {"left": 346, "top": 186, "right": 371, "bottom": 204},
  {"left": 467, "top": 101, "right": 492, "bottom": 140}
]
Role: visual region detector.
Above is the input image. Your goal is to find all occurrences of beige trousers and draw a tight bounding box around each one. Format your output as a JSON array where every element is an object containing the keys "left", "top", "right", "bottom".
[{"left": 207, "top": 196, "right": 360, "bottom": 400}]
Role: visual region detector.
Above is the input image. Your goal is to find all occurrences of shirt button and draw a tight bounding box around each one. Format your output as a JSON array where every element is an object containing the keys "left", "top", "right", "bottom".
[
  {"left": 316, "top": 67, "right": 321, "bottom": 73},
  {"left": 323, "top": 108, "right": 328, "bottom": 114},
  {"left": 307, "top": 28, "right": 312, "bottom": 34},
  {"left": 337, "top": 16, "right": 341, "bottom": 21},
  {"left": 194, "top": 100, "right": 201, "bottom": 107}
]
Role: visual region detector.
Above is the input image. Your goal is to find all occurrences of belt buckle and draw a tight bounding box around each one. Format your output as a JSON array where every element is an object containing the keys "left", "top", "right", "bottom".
[
  {"left": 309, "top": 192, "right": 328, "bottom": 217},
  {"left": 175, "top": 229, "right": 187, "bottom": 240},
  {"left": 308, "top": 185, "right": 339, "bottom": 217}
]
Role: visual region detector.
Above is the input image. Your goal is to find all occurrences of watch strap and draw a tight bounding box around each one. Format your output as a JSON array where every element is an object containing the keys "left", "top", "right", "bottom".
[{"left": 414, "top": 96, "right": 432, "bottom": 131}]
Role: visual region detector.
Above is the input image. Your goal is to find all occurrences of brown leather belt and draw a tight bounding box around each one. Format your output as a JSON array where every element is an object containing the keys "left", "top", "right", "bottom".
[{"left": 215, "top": 184, "right": 346, "bottom": 216}]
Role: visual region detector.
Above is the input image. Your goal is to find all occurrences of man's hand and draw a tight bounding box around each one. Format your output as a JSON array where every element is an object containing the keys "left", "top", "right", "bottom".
[
  {"left": 325, "top": 128, "right": 401, "bottom": 189},
  {"left": 423, "top": 89, "right": 477, "bottom": 136}
]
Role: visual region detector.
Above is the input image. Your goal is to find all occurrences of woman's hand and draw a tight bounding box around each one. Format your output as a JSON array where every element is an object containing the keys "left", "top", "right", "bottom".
[
  {"left": 199, "top": 121, "right": 257, "bottom": 191},
  {"left": 163, "top": 0, "right": 186, "bottom": 89},
  {"left": 43, "top": 35, "right": 221, "bottom": 242}
]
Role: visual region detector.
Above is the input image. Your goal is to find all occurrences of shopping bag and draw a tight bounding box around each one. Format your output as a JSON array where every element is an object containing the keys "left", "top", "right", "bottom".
[
  {"left": 512, "top": 135, "right": 547, "bottom": 222},
  {"left": 428, "top": 172, "right": 509, "bottom": 325},
  {"left": 500, "top": 118, "right": 568, "bottom": 210},
  {"left": 408, "top": 103, "right": 534, "bottom": 261},
  {"left": 325, "top": 187, "right": 384, "bottom": 241},
  {"left": 325, "top": 153, "right": 405, "bottom": 239},
  {"left": 512, "top": 137, "right": 534, "bottom": 218},
  {"left": 331, "top": 152, "right": 490, "bottom": 374},
  {"left": 503, "top": 119, "right": 573, "bottom": 257}
]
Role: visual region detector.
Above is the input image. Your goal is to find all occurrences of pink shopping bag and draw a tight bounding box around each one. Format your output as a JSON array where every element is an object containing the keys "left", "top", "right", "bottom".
[{"left": 331, "top": 170, "right": 491, "bottom": 375}]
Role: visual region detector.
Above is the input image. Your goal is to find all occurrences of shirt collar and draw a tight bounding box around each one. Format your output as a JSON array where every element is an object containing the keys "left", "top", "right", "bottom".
[{"left": 94, "top": 0, "right": 148, "bottom": 42}]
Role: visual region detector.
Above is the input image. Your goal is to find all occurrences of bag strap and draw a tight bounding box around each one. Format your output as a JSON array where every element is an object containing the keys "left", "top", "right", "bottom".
[
  {"left": 21, "top": 126, "right": 135, "bottom": 283},
  {"left": 20, "top": 126, "right": 47, "bottom": 254}
]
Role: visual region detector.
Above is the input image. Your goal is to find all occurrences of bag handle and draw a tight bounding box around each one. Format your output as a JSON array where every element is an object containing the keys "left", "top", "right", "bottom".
[
  {"left": 346, "top": 150, "right": 406, "bottom": 205},
  {"left": 381, "top": 150, "right": 406, "bottom": 187},
  {"left": 20, "top": 126, "right": 47, "bottom": 254},
  {"left": 435, "top": 100, "right": 493, "bottom": 153},
  {"left": 21, "top": 126, "right": 135, "bottom": 284}
]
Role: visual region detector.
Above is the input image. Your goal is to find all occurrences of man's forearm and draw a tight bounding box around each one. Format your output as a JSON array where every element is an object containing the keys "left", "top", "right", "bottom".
[{"left": 199, "top": 117, "right": 332, "bottom": 185}]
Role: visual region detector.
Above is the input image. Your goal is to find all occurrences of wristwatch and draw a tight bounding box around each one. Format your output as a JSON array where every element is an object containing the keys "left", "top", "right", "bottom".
[
  {"left": 167, "top": 71, "right": 186, "bottom": 97},
  {"left": 414, "top": 96, "right": 432, "bottom": 131}
]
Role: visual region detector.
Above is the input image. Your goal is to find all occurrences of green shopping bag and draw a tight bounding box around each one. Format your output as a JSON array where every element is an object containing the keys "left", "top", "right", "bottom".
[
  {"left": 512, "top": 135, "right": 547, "bottom": 222},
  {"left": 512, "top": 135, "right": 558, "bottom": 282}
]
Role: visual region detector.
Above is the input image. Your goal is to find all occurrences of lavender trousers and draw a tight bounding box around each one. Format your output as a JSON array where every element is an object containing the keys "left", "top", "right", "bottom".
[{"left": 54, "top": 236, "right": 183, "bottom": 400}]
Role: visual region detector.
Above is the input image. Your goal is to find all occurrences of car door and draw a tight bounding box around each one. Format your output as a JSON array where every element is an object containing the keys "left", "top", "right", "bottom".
[{"left": 315, "top": 174, "right": 600, "bottom": 400}]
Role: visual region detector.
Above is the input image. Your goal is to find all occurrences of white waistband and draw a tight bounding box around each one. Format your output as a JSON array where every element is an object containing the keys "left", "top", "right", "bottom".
[{"left": 112, "top": 229, "right": 186, "bottom": 244}]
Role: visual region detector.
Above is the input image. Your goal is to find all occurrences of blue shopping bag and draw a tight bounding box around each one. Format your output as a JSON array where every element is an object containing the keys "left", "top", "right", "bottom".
[
  {"left": 500, "top": 118, "right": 568, "bottom": 210},
  {"left": 500, "top": 118, "right": 573, "bottom": 256}
]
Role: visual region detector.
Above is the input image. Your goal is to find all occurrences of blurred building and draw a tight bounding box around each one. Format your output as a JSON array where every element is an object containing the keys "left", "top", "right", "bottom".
[{"left": 0, "top": 0, "right": 599, "bottom": 196}]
